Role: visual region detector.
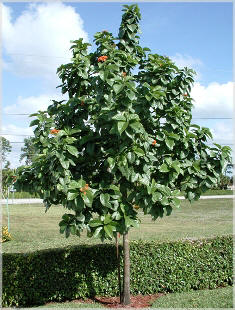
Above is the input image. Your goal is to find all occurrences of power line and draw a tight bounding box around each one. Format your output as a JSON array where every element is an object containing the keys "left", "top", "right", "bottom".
[
  {"left": 6, "top": 53, "right": 71, "bottom": 59},
  {"left": 2, "top": 134, "right": 33, "bottom": 136},
  {"left": 3, "top": 113, "right": 32, "bottom": 116}
]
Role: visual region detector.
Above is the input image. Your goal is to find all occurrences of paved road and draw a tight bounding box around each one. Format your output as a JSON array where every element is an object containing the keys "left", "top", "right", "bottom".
[{"left": 0, "top": 195, "right": 234, "bottom": 205}]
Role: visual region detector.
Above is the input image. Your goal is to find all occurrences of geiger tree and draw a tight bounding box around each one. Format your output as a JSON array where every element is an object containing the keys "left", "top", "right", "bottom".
[{"left": 16, "top": 4, "right": 231, "bottom": 305}]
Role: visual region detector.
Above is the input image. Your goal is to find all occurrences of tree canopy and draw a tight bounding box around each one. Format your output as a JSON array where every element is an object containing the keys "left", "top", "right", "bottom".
[{"left": 16, "top": 3, "right": 231, "bottom": 240}]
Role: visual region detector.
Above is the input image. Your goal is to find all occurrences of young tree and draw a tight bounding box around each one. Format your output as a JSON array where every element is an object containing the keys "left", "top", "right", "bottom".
[
  {"left": 20, "top": 137, "right": 38, "bottom": 165},
  {"left": 15, "top": 4, "right": 231, "bottom": 305}
]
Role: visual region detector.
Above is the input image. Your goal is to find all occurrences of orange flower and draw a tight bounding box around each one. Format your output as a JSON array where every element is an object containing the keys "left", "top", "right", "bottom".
[
  {"left": 80, "top": 184, "right": 89, "bottom": 193},
  {"left": 133, "top": 204, "right": 140, "bottom": 210},
  {"left": 152, "top": 140, "right": 157, "bottom": 146},
  {"left": 184, "top": 94, "right": 187, "bottom": 97},
  {"left": 81, "top": 101, "right": 85, "bottom": 106},
  {"left": 50, "top": 129, "right": 60, "bottom": 134},
  {"left": 122, "top": 72, "right": 127, "bottom": 77},
  {"left": 98, "top": 55, "right": 108, "bottom": 62}
]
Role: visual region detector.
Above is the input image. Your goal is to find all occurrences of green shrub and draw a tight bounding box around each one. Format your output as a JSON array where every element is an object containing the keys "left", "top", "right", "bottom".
[{"left": 2, "top": 235, "right": 232, "bottom": 307}]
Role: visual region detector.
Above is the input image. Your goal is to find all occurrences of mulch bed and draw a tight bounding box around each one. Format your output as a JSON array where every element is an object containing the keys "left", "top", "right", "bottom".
[
  {"left": 47, "top": 293, "right": 165, "bottom": 308},
  {"left": 93, "top": 294, "right": 165, "bottom": 308}
]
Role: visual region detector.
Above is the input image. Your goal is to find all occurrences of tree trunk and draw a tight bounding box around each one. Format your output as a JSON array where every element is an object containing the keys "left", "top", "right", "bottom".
[
  {"left": 122, "top": 232, "right": 131, "bottom": 305},
  {"left": 115, "top": 234, "right": 122, "bottom": 304}
]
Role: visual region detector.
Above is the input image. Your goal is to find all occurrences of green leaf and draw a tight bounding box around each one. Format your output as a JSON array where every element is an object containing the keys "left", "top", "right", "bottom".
[
  {"left": 127, "top": 90, "right": 136, "bottom": 100},
  {"left": 104, "top": 225, "right": 113, "bottom": 238},
  {"left": 172, "top": 162, "right": 181, "bottom": 174},
  {"left": 60, "top": 159, "right": 69, "bottom": 169},
  {"left": 68, "top": 191, "right": 78, "bottom": 201},
  {"left": 67, "top": 145, "right": 78, "bottom": 157},
  {"left": 130, "top": 171, "right": 139, "bottom": 182},
  {"left": 171, "top": 197, "right": 180, "bottom": 208},
  {"left": 70, "top": 226, "right": 76, "bottom": 235},
  {"left": 83, "top": 191, "right": 93, "bottom": 207},
  {"left": 93, "top": 226, "right": 103, "bottom": 238},
  {"left": 109, "top": 184, "right": 120, "bottom": 191},
  {"left": 113, "top": 84, "right": 123, "bottom": 94},
  {"left": 100, "top": 193, "right": 110, "bottom": 207},
  {"left": 89, "top": 219, "right": 103, "bottom": 227},
  {"left": 165, "top": 138, "right": 175, "bottom": 150},
  {"left": 86, "top": 143, "right": 95, "bottom": 156},
  {"left": 127, "top": 152, "right": 135, "bottom": 163},
  {"left": 107, "top": 157, "right": 115, "bottom": 170},
  {"left": 129, "top": 122, "right": 141, "bottom": 132},
  {"left": 30, "top": 119, "right": 39, "bottom": 127},
  {"left": 104, "top": 214, "right": 112, "bottom": 225},
  {"left": 117, "top": 121, "right": 129, "bottom": 134},
  {"left": 152, "top": 192, "right": 162, "bottom": 202},
  {"left": 112, "top": 113, "right": 126, "bottom": 121},
  {"left": 187, "top": 191, "right": 195, "bottom": 202},
  {"left": 68, "top": 181, "right": 79, "bottom": 189},
  {"left": 165, "top": 206, "right": 173, "bottom": 216},
  {"left": 139, "top": 174, "right": 150, "bottom": 186},
  {"left": 159, "top": 163, "right": 169, "bottom": 173},
  {"left": 133, "top": 147, "right": 145, "bottom": 156}
]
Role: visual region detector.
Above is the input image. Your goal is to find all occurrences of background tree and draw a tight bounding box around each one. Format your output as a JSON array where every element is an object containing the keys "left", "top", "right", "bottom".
[
  {"left": 1, "top": 137, "right": 13, "bottom": 194},
  {"left": 1, "top": 136, "right": 12, "bottom": 168},
  {"left": 15, "top": 4, "right": 232, "bottom": 305},
  {"left": 20, "top": 137, "right": 38, "bottom": 165}
]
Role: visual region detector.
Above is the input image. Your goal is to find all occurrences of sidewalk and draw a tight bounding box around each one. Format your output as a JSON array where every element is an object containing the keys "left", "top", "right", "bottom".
[{"left": 0, "top": 195, "right": 234, "bottom": 205}]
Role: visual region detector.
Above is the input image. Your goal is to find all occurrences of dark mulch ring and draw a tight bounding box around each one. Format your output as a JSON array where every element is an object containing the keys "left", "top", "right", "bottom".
[
  {"left": 53, "top": 293, "right": 166, "bottom": 308},
  {"left": 94, "top": 294, "right": 165, "bottom": 308}
]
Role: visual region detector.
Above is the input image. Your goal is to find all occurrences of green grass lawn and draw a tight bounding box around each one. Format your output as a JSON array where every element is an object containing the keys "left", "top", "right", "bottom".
[
  {"left": 180, "top": 189, "right": 233, "bottom": 196},
  {"left": 151, "top": 286, "right": 233, "bottom": 308},
  {"left": 2, "top": 198, "right": 233, "bottom": 253},
  {"left": 36, "top": 302, "right": 103, "bottom": 308}
]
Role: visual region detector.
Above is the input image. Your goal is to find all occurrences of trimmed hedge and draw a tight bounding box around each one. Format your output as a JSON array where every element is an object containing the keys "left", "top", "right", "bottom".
[{"left": 2, "top": 235, "right": 232, "bottom": 307}]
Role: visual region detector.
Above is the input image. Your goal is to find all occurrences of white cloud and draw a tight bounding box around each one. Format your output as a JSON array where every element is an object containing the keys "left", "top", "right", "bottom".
[
  {"left": 2, "top": 124, "right": 33, "bottom": 143},
  {"left": 2, "top": 2, "right": 89, "bottom": 85},
  {"left": 191, "top": 81, "right": 233, "bottom": 118},
  {"left": 3, "top": 93, "right": 65, "bottom": 115},
  {"left": 2, "top": 93, "right": 67, "bottom": 169},
  {"left": 210, "top": 121, "right": 233, "bottom": 145},
  {"left": 171, "top": 53, "right": 203, "bottom": 80}
]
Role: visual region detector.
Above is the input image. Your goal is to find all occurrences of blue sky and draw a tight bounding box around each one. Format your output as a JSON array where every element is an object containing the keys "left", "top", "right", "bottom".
[{"left": 2, "top": 1, "right": 233, "bottom": 168}]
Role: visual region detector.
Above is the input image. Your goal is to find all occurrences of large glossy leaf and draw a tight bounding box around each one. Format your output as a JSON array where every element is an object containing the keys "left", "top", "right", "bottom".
[
  {"left": 104, "top": 225, "right": 113, "bottom": 238},
  {"left": 67, "top": 145, "right": 78, "bottom": 157},
  {"left": 67, "top": 191, "right": 78, "bottom": 201},
  {"left": 165, "top": 138, "right": 175, "bottom": 150},
  {"left": 89, "top": 219, "right": 103, "bottom": 227},
  {"left": 117, "top": 121, "right": 129, "bottom": 134},
  {"left": 159, "top": 163, "right": 169, "bottom": 173},
  {"left": 113, "top": 84, "right": 123, "bottom": 94},
  {"left": 100, "top": 193, "right": 110, "bottom": 207}
]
